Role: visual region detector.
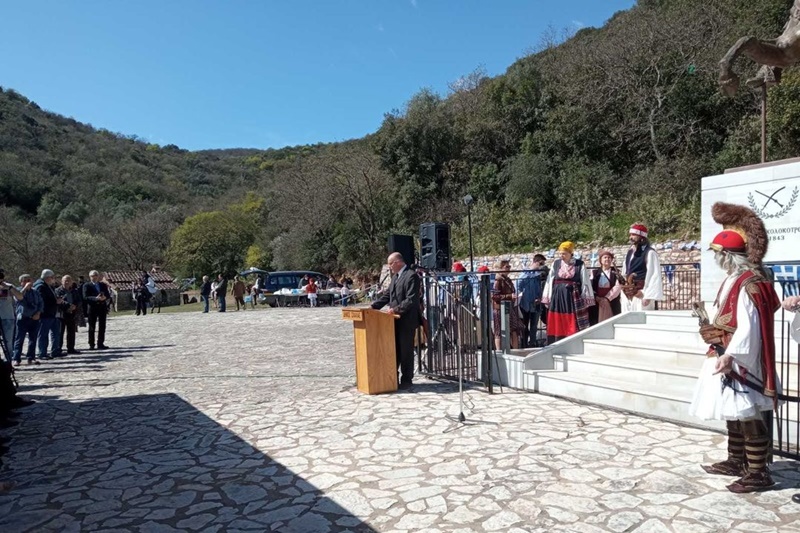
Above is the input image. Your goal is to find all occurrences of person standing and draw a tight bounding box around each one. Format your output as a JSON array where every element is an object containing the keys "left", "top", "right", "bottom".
[
  {"left": 306, "top": 277, "right": 318, "bottom": 307},
  {"left": 216, "top": 274, "right": 228, "bottom": 312},
  {"left": 83, "top": 270, "right": 111, "bottom": 350},
  {"left": 34, "top": 269, "right": 63, "bottom": 360},
  {"left": 621, "top": 223, "right": 663, "bottom": 312},
  {"left": 298, "top": 274, "right": 309, "bottom": 289},
  {"left": 690, "top": 202, "right": 780, "bottom": 494},
  {"left": 133, "top": 277, "right": 149, "bottom": 316},
  {"left": 55, "top": 275, "right": 80, "bottom": 355},
  {"left": 542, "top": 242, "right": 594, "bottom": 344},
  {"left": 70, "top": 276, "right": 85, "bottom": 330},
  {"left": 251, "top": 275, "right": 262, "bottom": 308},
  {"left": 144, "top": 272, "right": 157, "bottom": 312},
  {"left": 12, "top": 274, "right": 41, "bottom": 366},
  {"left": 589, "top": 250, "right": 623, "bottom": 326},
  {"left": 517, "top": 254, "right": 548, "bottom": 348},
  {"left": 199, "top": 276, "right": 212, "bottom": 313},
  {"left": 232, "top": 276, "right": 246, "bottom": 311},
  {"left": 250, "top": 284, "right": 259, "bottom": 309},
  {"left": 0, "top": 267, "right": 24, "bottom": 361},
  {"left": 371, "top": 253, "right": 420, "bottom": 389},
  {"left": 210, "top": 279, "right": 219, "bottom": 309},
  {"left": 340, "top": 278, "right": 351, "bottom": 307},
  {"left": 491, "top": 260, "right": 524, "bottom": 350}
]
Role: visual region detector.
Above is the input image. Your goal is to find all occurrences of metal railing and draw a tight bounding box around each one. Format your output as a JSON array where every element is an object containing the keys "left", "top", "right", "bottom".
[
  {"left": 419, "top": 270, "right": 538, "bottom": 392},
  {"left": 656, "top": 263, "right": 701, "bottom": 311},
  {"left": 584, "top": 263, "right": 701, "bottom": 311},
  {"left": 419, "top": 274, "right": 484, "bottom": 384},
  {"left": 772, "top": 279, "right": 800, "bottom": 460}
]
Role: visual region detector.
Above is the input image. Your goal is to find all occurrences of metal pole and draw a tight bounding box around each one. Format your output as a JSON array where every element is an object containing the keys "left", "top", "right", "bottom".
[
  {"left": 467, "top": 204, "right": 475, "bottom": 272},
  {"left": 455, "top": 301, "right": 466, "bottom": 422},
  {"left": 761, "top": 84, "right": 768, "bottom": 164},
  {"left": 424, "top": 276, "right": 432, "bottom": 374},
  {"left": 500, "top": 301, "right": 510, "bottom": 353},
  {"left": 479, "top": 274, "right": 493, "bottom": 393}
]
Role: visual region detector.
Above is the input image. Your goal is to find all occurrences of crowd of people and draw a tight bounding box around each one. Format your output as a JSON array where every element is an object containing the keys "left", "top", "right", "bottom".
[
  {"left": 0, "top": 268, "right": 113, "bottom": 367},
  {"left": 372, "top": 206, "right": 800, "bottom": 496},
  {"left": 470, "top": 223, "right": 664, "bottom": 350},
  {"left": 194, "top": 272, "right": 370, "bottom": 313},
  {"left": 0, "top": 267, "right": 113, "bottom": 484}
]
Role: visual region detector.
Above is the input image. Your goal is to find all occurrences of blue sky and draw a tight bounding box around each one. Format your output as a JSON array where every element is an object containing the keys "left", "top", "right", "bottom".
[{"left": 1, "top": 1, "right": 635, "bottom": 151}]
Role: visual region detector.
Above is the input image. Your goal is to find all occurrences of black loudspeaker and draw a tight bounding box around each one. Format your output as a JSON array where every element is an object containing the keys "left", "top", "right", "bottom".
[
  {"left": 388, "top": 234, "right": 415, "bottom": 266},
  {"left": 419, "top": 222, "right": 451, "bottom": 271}
]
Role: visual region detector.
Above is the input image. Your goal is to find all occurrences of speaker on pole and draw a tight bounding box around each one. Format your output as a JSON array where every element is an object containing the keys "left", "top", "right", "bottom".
[
  {"left": 419, "top": 222, "right": 451, "bottom": 271},
  {"left": 388, "top": 234, "right": 415, "bottom": 266}
]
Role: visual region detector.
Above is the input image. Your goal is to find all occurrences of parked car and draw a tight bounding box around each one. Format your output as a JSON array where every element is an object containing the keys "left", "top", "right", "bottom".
[{"left": 263, "top": 271, "right": 327, "bottom": 293}]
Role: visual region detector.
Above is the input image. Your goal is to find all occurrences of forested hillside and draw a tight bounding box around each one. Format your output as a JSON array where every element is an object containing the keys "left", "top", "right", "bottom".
[{"left": 1, "top": 0, "right": 797, "bottom": 279}]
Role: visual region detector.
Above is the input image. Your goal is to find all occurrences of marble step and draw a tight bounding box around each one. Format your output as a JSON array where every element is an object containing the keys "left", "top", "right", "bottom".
[
  {"left": 524, "top": 369, "right": 725, "bottom": 430},
  {"left": 643, "top": 312, "right": 699, "bottom": 329},
  {"left": 613, "top": 324, "right": 707, "bottom": 350},
  {"left": 552, "top": 354, "right": 699, "bottom": 392},
  {"left": 581, "top": 339, "right": 707, "bottom": 368}
]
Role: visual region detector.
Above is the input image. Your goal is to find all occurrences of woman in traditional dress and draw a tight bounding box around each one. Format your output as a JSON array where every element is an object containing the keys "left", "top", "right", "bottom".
[
  {"left": 491, "top": 260, "right": 524, "bottom": 349},
  {"left": 542, "top": 241, "right": 594, "bottom": 344},
  {"left": 588, "top": 250, "right": 622, "bottom": 326}
]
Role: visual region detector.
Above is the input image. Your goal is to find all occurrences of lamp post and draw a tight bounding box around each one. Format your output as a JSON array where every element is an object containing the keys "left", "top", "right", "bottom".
[{"left": 463, "top": 194, "right": 475, "bottom": 272}]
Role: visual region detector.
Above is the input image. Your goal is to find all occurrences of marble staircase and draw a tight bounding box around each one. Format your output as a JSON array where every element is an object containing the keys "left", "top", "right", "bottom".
[
  {"left": 485, "top": 310, "right": 799, "bottom": 432},
  {"left": 515, "top": 311, "right": 726, "bottom": 430}
]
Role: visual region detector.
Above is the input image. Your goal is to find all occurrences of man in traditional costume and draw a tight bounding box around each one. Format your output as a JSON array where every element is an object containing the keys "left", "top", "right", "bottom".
[
  {"left": 541, "top": 241, "right": 594, "bottom": 344},
  {"left": 620, "top": 223, "right": 663, "bottom": 312},
  {"left": 689, "top": 202, "right": 780, "bottom": 493}
]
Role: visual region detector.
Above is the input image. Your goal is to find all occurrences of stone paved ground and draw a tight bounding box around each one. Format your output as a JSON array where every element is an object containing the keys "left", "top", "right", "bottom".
[{"left": 2, "top": 307, "right": 800, "bottom": 532}]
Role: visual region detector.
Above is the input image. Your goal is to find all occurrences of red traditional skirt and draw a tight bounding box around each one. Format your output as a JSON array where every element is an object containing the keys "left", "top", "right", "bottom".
[{"left": 547, "top": 279, "right": 589, "bottom": 344}]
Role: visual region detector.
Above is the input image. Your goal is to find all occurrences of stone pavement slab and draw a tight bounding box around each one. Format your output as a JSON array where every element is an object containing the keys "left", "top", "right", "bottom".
[{"left": 1, "top": 307, "right": 799, "bottom": 532}]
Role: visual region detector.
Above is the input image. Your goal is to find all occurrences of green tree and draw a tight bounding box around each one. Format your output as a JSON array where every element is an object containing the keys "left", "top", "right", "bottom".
[
  {"left": 168, "top": 209, "right": 256, "bottom": 278},
  {"left": 245, "top": 244, "right": 272, "bottom": 270}
]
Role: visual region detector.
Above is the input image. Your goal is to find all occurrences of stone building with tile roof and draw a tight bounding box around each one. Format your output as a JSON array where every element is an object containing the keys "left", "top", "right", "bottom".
[{"left": 103, "top": 268, "right": 181, "bottom": 311}]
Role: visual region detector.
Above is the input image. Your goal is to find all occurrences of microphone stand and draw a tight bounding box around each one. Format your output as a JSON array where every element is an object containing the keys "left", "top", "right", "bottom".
[{"left": 437, "top": 271, "right": 495, "bottom": 432}]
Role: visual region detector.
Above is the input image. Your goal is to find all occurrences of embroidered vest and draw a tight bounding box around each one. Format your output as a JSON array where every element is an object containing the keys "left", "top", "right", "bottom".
[{"left": 625, "top": 244, "right": 653, "bottom": 282}]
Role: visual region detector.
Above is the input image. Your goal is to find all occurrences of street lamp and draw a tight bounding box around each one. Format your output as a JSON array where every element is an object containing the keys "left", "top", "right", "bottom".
[{"left": 462, "top": 194, "right": 475, "bottom": 272}]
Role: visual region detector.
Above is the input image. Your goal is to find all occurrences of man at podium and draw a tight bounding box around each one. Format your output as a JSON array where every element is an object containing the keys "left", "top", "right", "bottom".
[{"left": 371, "top": 252, "right": 420, "bottom": 389}]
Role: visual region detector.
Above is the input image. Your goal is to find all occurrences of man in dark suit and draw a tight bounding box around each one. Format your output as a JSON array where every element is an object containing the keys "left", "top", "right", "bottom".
[
  {"left": 83, "top": 270, "right": 111, "bottom": 350},
  {"left": 371, "top": 252, "right": 420, "bottom": 389}
]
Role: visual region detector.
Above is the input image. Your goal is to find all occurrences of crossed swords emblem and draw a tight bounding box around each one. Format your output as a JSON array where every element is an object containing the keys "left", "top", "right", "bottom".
[{"left": 754, "top": 186, "right": 786, "bottom": 210}]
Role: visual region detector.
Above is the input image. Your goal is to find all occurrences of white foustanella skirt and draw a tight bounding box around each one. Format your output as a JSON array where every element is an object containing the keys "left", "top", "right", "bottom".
[{"left": 689, "top": 357, "right": 779, "bottom": 421}]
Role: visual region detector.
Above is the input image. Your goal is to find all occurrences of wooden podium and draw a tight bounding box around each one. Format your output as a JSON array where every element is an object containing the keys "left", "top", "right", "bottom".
[{"left": 342, "top": 308, "right": 398, "bottom": 394}]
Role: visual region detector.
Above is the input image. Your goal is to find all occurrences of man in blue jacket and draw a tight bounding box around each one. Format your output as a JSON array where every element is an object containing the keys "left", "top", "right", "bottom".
[
  {"left": 34, "top": 269, "right": 63, "bottom": 360},
  {"left": 517, "top": 254, "right": 548, "bottom": 348}
]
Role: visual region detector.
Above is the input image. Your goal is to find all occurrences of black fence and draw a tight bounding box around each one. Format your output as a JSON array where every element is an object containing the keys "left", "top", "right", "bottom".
[
  {"left": 773, "top": 279, "right": 800, "bottom": 460},
  {"left": 655, "top": 263, "right": 701, "bottom": 311},
  {"left": 419, "top": 274, "right": 486, "bottom": 385},
  {"left": 584, "top": 263, "right": 701, "bottom": 311}
]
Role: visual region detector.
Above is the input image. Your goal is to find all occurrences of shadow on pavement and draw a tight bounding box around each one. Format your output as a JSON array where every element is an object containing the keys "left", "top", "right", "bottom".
[{"left": 0, "top": 393, "right": 378, "bottom": 532}]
